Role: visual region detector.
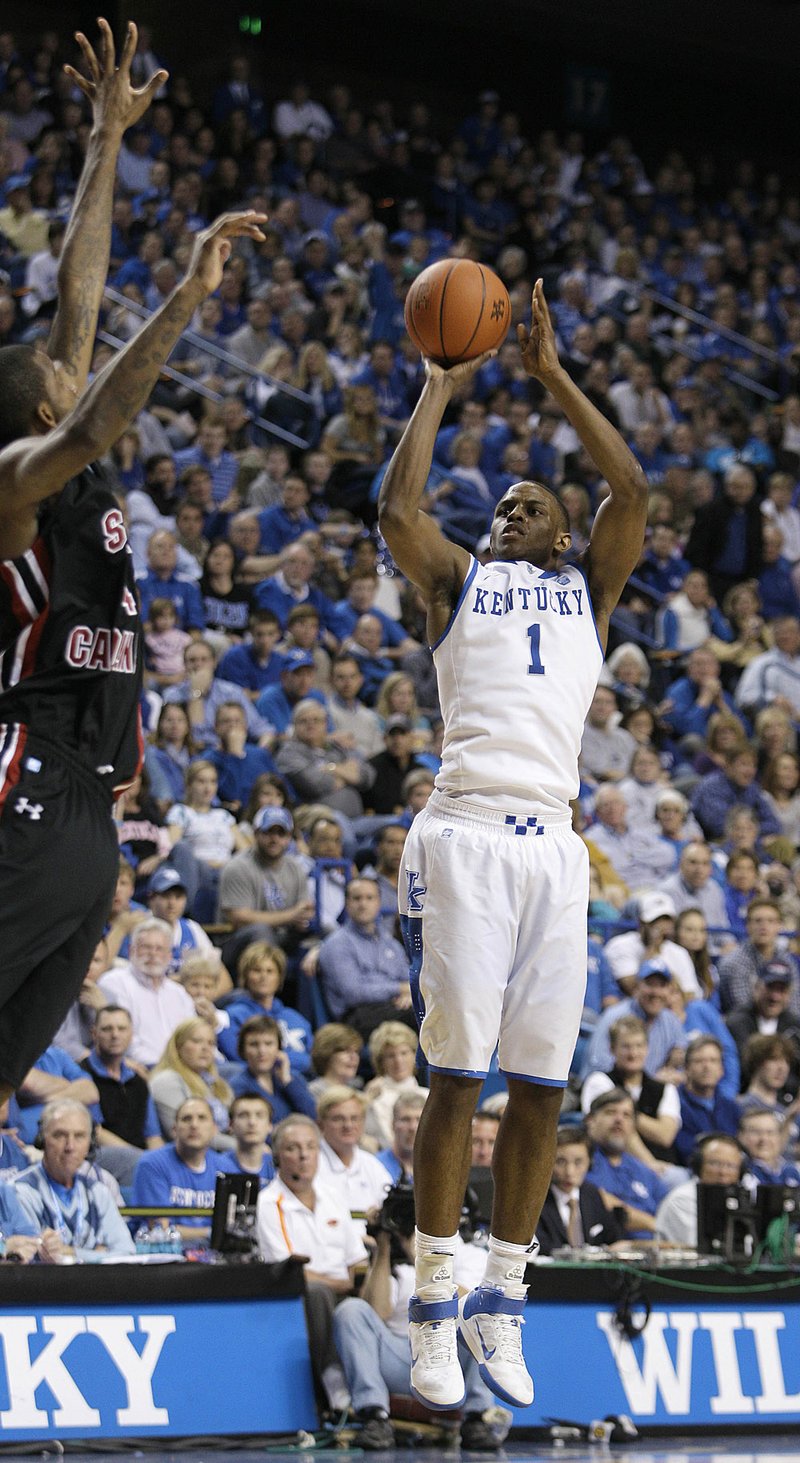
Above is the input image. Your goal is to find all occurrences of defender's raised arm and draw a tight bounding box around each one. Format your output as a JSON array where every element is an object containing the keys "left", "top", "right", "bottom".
[{"left": 47, "top": 19, "right": 168, "bottom": 392}]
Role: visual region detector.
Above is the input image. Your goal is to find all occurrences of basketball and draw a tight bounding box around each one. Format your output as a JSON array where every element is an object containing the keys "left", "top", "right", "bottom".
[{"left": 404, "top": 259, "right": 511, "bottom": 367}]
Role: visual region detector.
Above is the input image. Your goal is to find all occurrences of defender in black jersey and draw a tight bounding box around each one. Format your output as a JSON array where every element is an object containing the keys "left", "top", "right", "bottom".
[{"left": 0, "top": 18, "right": 266, "bottom": 1098}]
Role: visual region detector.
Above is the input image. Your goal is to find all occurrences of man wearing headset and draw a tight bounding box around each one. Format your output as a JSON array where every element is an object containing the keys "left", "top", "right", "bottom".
[
  {"left": 654, "top": 1133, "right": 747, "bottom": 1247},
  {"left": 12, "top": 1098, "right": 135, "bottom": 1262}
]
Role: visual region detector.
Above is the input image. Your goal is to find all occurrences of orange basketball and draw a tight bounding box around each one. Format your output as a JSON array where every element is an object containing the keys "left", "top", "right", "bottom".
[{"left": 404, "top": 258, "right": 511, "bottom": 367}]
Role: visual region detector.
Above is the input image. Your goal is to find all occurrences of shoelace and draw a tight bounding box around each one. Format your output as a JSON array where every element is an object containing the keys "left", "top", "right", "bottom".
[
  {"left": 413, "top": 1317, "right": 458, "bottom": 1368},
  {"left": 477, "top": 1311, "right": 526, "bottom": 1364}
]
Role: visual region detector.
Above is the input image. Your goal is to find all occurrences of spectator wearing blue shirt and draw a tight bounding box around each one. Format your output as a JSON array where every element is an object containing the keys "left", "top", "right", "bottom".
[
  {"left": 228, "top": 1016, "right": 317, "bottom": 1122},
  {"left": 216, "top": 1093, "right": 276, "bottom": 1184},
  {"left": 691, "top": 744, "right": 781, "bottom": 842},
  {"left": 759, "top": 522, "right": 800, "bottom": 620},
  {"left": 0, "top": 1179, "right": 39, "bottom": 1259},
  {"left": 673, "top": 1036, "right": 741, "bottom": 1164},
  {"left": 136, "top": 529, "right": 206, "bottom": 631},
  {"left": 255, "top": 649, "right": 329, "bottom": 738},
  {"left": 738, "top": 1108, "right": 800, "bottom": 1187},
  {"left": 585, "top": 1088, "right": 671, "bottom": 1238},
  {"left": 252, "top": 541, "right": 338, "bottom": 638},
  {"left": 8, "top": 1046, "right": 101, "bottom": 1146},
  {"left": 458, "top": 90, "right": 502, "bottom": 167},
  {"left": 582, "top": 959, "right": 689, "bottom": 1082},
  {"left": 216, "top": 611, "right": 284, "bottom": 698},
  {"left": 164, "top": 639, "right": 272, "bottom": 749},
  {"left": 352, "top": 341, "right": 410, "bottom": 438},
  {"left": 206, "top": 702, "right": 280, "bottom": 813},
  {"left": 637, "top": 524, "right": 693, "bottom": 597},
  {"left": 318, "top": 877, "right": 412, "bottom": 1041},
  {"left": 14, "top": 1099, "right": 135, "bottom": 1263},
  {"left": 659, "top": 646, "right": 746, "bottom": 740},
  {"left": 174, "top": 418, "right": 239, "bottom": 507},
  {"left": 344, "top": 614, "right": 394, "bottom": 706},
  {"left": 132, "top": 1096, "right": 224, "bottom": 1239},
  {"left": 0, "top": 1097, "right": 29, "bottom": 1178},
  {"left": 329, "top": 568, "right": 414, "bottom": 657},
  {"left": 257, "top": 475, "right": 316, "bottom": 555},
  {"left": 217, "top": 944, "right": 313, "bottom": 1076},
  {"left": 703, "top": 413, "right": 775, "bottom": 478}
]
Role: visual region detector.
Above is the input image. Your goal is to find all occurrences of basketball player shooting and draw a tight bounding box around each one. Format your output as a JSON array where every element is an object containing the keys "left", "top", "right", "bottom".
[
  {"left": 0, "top": 19, "right": 266, "bottom": 1104},
  {"left": 378, "top": 279, "right": 647, "bottom": 1410}
]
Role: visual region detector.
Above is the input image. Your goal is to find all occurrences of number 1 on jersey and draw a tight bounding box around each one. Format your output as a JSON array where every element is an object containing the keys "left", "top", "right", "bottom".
[{"left": 527, "top": 622, "right": 545, "bottom": 676}]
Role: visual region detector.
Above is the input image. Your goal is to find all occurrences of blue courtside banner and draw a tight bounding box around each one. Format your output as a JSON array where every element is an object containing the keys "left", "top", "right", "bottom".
[
  {"left": 514, "top": 1302, "right": 800, "bottom": 1427},
  {"left": 0, "top": 1298, "right": 317, "bottom": 1440}
]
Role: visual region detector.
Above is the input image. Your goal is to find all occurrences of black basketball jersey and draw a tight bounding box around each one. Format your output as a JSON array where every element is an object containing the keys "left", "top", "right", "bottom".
[{"left": 0, "top": 465, "right": 143, "bottom": 796}]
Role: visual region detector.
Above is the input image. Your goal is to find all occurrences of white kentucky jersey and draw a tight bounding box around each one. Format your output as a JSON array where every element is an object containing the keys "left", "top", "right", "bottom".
[{"left": 433, "top": 556, "right": 604, "bottom": 814}]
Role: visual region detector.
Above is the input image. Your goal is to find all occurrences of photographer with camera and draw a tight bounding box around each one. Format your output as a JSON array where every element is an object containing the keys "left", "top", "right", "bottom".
[{"left": 333, "top": 1182, "right": 508, "bottom": 1451}]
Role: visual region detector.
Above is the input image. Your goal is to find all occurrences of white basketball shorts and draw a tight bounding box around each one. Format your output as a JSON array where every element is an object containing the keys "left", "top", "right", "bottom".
[{"left": 399, "top": 790, "right": 588, "bottom": 1084}]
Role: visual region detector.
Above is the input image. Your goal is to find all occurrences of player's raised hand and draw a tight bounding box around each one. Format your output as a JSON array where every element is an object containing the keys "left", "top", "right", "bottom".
[
  {"left": 518, "top": 279, "right": 562, "bottom": 385},
  {"left": 187, "top": 211, "right": 269, "bottom": 296},
  {"left": 65, "top": 19, "right": 169, "bottom": 136},
  {"left": 423, "top": 349, "right": 497, "bottom": 395}
]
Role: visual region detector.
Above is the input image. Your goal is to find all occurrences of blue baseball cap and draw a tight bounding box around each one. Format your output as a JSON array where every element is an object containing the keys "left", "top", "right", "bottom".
[
  {"left": 253, "top": 806, "right": 294, "bottom": 834},
  {"left": 638, "top": 958, "right": 673, "bottom": 982},
  {"left": 148, "top": 867, "right": 187, "bottom": 896},
  {"left": 281, "top": 649, "right": 315, "bottom": 673},
  {"left": 5, "top": 174, "right": 30, "bottom": 193}
]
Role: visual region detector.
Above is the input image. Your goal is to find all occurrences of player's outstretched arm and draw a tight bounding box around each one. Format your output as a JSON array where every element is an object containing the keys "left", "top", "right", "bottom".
[
  {"left": 519, "top": 280, "right": 648, "bottom": 642},
  {"left": 47, "top": 18, "right": 168, "bottom": 393},
  {"left": 378, "top": 353, "right": 493, "bottom": 624},
  {"left": 0, "top": 212, "right": 266, "bottom": 558}
]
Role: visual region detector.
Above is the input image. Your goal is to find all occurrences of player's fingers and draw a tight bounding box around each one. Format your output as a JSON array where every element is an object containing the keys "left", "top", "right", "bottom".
[
  {"left": 63, "top": 66, "right": 94, "bottom": 99},
  {"left": 73, "top": 32, "right": 101, "bottom": 82},
  {"left": 516, "top": 322, "right": 529, "bottom": 345},
  {"left": 120, "top": 19, "right": 138, "bottom": 71},
  {"left": 96, "top": 17, "right": 115, "bottom": 76},
  {"left": 138, "top": 69, "right": 169, "bottom": 100}
]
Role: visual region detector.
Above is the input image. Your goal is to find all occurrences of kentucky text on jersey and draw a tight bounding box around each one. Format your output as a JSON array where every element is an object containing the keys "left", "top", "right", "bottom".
[
  {"left": 65, "top": 626, "right": 138, "bottom": 673},
  {"left": 471, "top": 581, "right": 585, "bottom": 618}
]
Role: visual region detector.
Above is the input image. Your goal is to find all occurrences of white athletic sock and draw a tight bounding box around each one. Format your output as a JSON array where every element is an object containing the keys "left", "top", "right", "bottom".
[
  {"left": 413, "top": 1228, "right": 458, "bottom": 1301},
  {"left": 481, "top": 1234, "right": 537, "bottom": 1299}
]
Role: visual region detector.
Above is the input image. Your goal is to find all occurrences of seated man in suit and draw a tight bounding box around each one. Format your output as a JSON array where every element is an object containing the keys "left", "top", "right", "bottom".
[{"left": 536, "top": 1125, "right": 625, "bottom": 1255}]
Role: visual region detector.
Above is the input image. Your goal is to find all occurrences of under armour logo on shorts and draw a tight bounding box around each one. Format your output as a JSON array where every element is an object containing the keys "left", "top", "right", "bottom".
[
  {"left": 504, "top": 814, "right": 545, "bottom": 836},
  {"left": 15, "top": 796, "right": 43, "bottom": 820}
]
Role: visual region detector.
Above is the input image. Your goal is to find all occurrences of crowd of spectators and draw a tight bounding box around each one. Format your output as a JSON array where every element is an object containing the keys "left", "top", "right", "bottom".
[{"left": 2, "top": 16, "right": 800, "bottom": 1435}]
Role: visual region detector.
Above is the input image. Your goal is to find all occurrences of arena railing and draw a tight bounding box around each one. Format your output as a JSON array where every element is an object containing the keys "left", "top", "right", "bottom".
[{"left": 100, "top": 284, "right": 314, "bottom": 451}]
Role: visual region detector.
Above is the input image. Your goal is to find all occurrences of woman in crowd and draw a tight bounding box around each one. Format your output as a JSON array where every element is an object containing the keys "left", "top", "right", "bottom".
[
  {"left": 321, "top": 383, "right": 387, "bottom": 515},
  {"left": 294, "top": 340, "right": 343, "bottom": 439},
  {"left": 116, "top": 771, "right": 173, "bottom": 897},
  {"left": 706, "top": 580, "right": 770, "bottom": 691},
  {"left": 363, "top": 1021, "right": 425, "bottom": 1149},
  {"left": 149, "top": 1018, "right": 235, "bottom": 1149},
  {"left": 217, "top": 942, "right": 313, "bottom": 1075},
  {"left": 375, "top": 671, "right": 432, "bottom": 751},
  {"left": 605, "top": 641, "right": 651, "bottom": 712},
  {"left": 618, "top": 744, "right": 670, "bottom": 824},
  {"left": 761, "top": 752, "right": 800, "bottom": 844},
  {"left": 145, "top": 703, "right": 199, "bottom": 813},
  {"left": 199, "top": 538, "right": 253, "bottom": 643},
  {"left": 166, "top": 761, "right": 249, "bottom": 919},
  {"left": 231, "top": 1014, "right": 317, "bottom": 1121},
  {"left": 307, "top": 1023, "right": 364, "bottom": 1100},
  {"left": 673, "top": 906, "right": 718, "bottom": 1002},
  {"left": 739, "top": 1033, "right": 800, "bottom": 1153}
]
